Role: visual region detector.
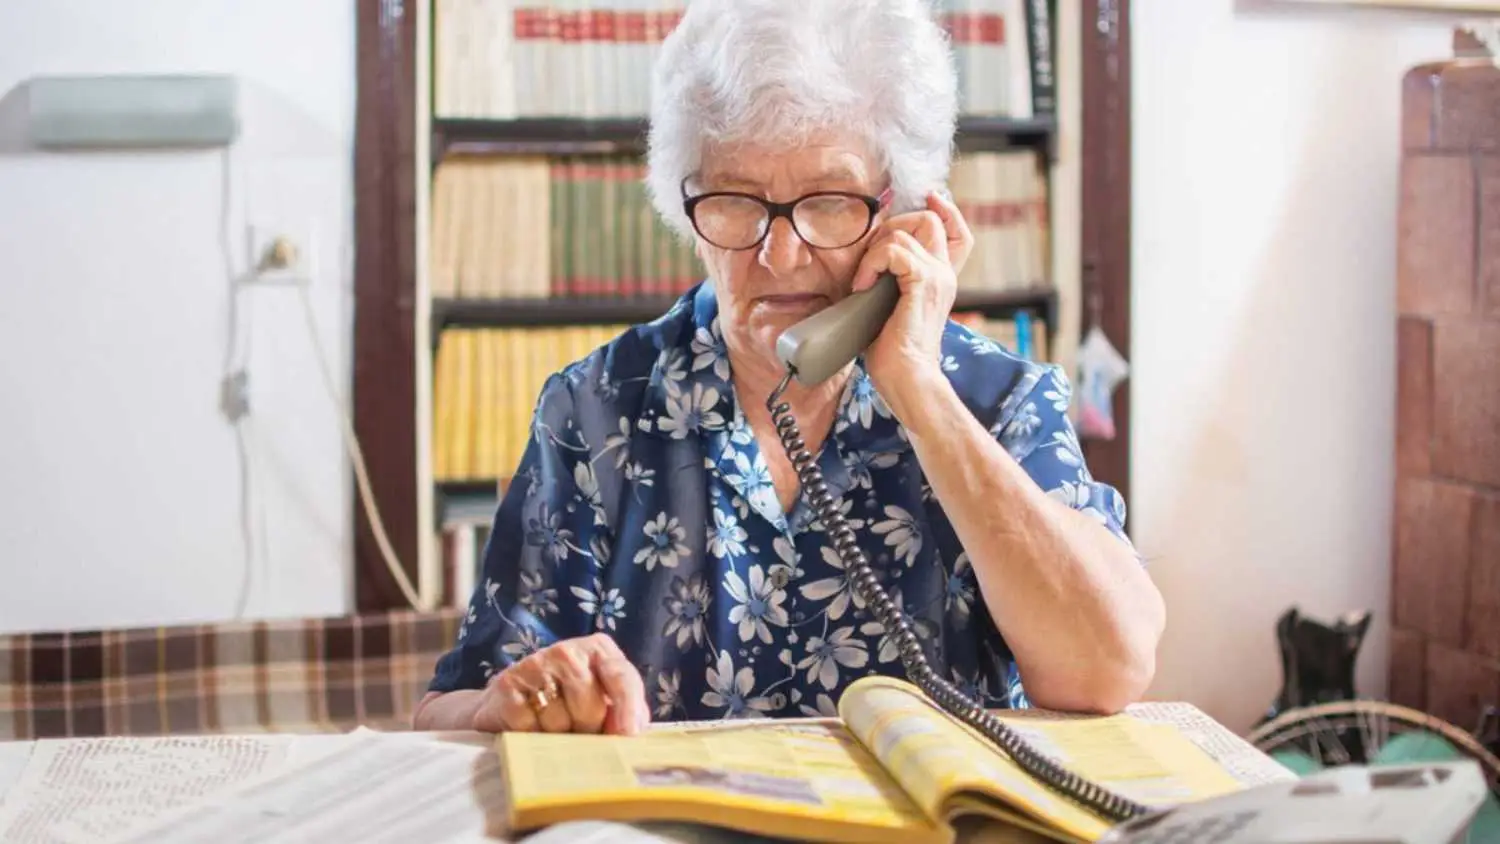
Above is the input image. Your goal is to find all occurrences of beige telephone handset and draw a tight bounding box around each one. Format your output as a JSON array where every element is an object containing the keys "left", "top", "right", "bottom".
[{"left": 768, "top": 272, "right": 1149, "bottom": 824}]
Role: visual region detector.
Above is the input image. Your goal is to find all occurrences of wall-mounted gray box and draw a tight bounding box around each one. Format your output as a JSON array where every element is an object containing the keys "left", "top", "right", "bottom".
[{"left": 26, "top": 74, "right": 240, "bottom": 150}]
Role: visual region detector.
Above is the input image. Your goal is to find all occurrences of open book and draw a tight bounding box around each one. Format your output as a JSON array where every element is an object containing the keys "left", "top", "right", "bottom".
[{"left": 496, "top": 675, "right": 1292, "bottom": 844}]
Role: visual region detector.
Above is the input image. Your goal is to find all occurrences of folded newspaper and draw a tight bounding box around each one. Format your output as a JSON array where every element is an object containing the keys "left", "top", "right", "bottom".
[{"left": 498, "top": 675, "right": 1295, "bottom": 844}]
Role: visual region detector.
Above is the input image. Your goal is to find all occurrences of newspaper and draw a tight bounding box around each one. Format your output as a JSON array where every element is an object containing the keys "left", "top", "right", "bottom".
[
  {"left": 104, "top": 732, "right": 506, "bottom": 844},
  {"left": 839, "top": 678, "right": 1257, "bottom": 843},
  {"left": 0, "top": 734, "right": 297, "bottom": 844},
  {"left": 1121, "top": 702, "right": 1296, "bottom": 789},
  {"left": 105, "top": 731, "right": 768, "bottom": 844}
]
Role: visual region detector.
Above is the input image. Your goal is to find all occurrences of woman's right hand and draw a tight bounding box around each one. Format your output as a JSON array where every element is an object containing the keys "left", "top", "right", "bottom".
[{"left": 472, "top": 633, "right": 651, "bottom": 735}]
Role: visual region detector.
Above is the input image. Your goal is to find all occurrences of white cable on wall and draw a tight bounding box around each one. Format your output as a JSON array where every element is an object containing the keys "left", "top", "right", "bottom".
[
  {"left": 218, "top": 146, "right": 264, "bottom": 620},
  {"left": 293, "top": 281, "right": 427, "bottom": 611}
]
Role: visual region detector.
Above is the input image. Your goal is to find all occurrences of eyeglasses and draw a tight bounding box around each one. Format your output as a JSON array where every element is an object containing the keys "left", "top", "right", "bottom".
[{"left": 681, "top": 179, "right": 891, "bottom": 251}]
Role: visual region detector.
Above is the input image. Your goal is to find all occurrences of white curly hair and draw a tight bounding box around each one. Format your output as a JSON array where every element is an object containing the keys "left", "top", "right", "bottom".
[{"left": 645, "top": 0, "right": 959, "bottom": 239}]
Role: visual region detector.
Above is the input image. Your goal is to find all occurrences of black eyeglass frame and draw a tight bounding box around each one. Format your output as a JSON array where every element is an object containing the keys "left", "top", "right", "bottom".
[{"left": 679, "top": 177, "right": 893, "bottom": 251}]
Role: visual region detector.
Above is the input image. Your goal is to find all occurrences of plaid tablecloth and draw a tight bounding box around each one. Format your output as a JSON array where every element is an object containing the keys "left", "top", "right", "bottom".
[{"left": 0, "top": 609, "right": 463, "bottom": 740}]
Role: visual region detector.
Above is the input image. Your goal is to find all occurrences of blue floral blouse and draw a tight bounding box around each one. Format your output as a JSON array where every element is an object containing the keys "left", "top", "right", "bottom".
[{"left": 428, "top": 282, "right": 1132, "bottom": 721}]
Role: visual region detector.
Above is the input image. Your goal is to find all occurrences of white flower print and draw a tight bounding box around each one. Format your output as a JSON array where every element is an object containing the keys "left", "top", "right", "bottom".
[
  {"left": 501, "top": 626, "right": 542, "bottom": 661},
  {"left": 658, "top": 383, "right": 725, "bottom": 438},
  {"left": 846, "top": 450, "right": 899, "bottom": 490},
  {"left": 701, "top": 650, "right": 774, "bottom": 718},
  {"left": 727, "top": 409, "right": 756, "bottom": 447},
  {"left": 690, "top": 321, "right": 731, "bottom": 381},
  {"left": 573, "top": 461, "right": 606, "bottom": 525},
  {"left": 964, "top": 333, "right": 1003, "bottom": 356},
  {"left": 662, "top": 575, "right": 712, "bottom": 649},
  {"left": 946, "top": 553, "right": 975, "bottom": 627},
  {"left": 1052, "top": 428, "right": 1085, "bottom": 469},
  {"left": 843, "top": 375, "right": 893, "bottom": 429},
  {"left": 518, "top": 569, "right": 558, "bottom": 617},
  {"left": 726, "top": 451, "right": 778, "bottom": 521},
  {"left": 655, "top": 669, "right": 681, "bottom": 719},
  {"left": 940, "top": 354, "right": 959, "bottom": 373},
  {"left": 772, "top": 535, "right": 796, "bottom": 567},
  {"left": 456, "top": 603, "right": 477, "bottom": 642},
  {"left": 1047, "top": 479, "right": 1091, "bottom": 510},
  {"left": 525, "top": 503, "right": 575, "bottom": 566},
  {"left": 800, "top": 545, "right": 863, "bottom": 620},
  {"left": 797, "top": 627, "right": 869, "bottom": 690},
  {"left": 707, "top": 509, "right": 748, "bottom": 559},
  {"left": 571, "top": 578, "right": 625, "bottom": 631},
  {"left": 658, "top": 347, "right": 688, "bottom": 397},
  {"left": 1041, "top": 374, "right": 1070, "bottom": 413},
  {"left": 998, "top": 368, "right": 1043, "bottom": 420},
  {"left": 624, "top": 461, "right": 656, "bottom": 489},
  {"left": 870, "top": 505, "right": 923, "bottom": 567},
  {"left": 587, "top": 532, "right": 612, "bottom": 569},
  {"left": 724, "top": 565, "right": 789, "bottom": 643},
  {"left": 798, "top": 693, "right": 840, "bottom": 718},
  {"left": 634, "top": 511, "right": 689, "bottom": 571},
  {"left": 602, "top": 416, "right": 633, "bottom": 469},
  {"left": 997, "top": 401, "right": 1043, "bottom": 455}
]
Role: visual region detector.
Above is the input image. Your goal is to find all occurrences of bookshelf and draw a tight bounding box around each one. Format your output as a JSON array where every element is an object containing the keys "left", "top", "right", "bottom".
[{"left": 348, "top": 1, "right": 1134, "bottom": 612}]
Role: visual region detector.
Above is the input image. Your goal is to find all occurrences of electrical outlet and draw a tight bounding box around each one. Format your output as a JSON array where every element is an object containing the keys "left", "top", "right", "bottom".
[{"left": 246, "top": 220, "right": 318, "bottom": 286}]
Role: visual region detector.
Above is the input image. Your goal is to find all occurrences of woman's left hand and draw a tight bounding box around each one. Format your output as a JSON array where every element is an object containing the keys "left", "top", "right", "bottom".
[{"left": 848, "top": 190, "right": 973, "bottom": 402}]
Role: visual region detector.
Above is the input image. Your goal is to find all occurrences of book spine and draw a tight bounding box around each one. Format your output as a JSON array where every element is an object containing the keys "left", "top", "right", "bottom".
[{"left": 1025, "top": 0, "right": 1055, "bottom": 115}]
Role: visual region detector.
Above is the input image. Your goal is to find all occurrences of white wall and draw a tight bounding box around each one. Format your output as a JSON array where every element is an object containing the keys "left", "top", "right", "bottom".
[
  {"left": 1132, "top": 0, "right": 1473, "bottom": 731},
  {"left": 0, "top": 1, "right": 356, "bottom": 633}
]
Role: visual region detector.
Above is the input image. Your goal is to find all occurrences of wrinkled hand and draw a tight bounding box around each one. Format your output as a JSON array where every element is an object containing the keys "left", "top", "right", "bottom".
[
  {"left": 473, "top": 633, "right": 650, "bottom": 735},
  {"left": 849, "top": 191, "right": 973, "bottom": 400}
]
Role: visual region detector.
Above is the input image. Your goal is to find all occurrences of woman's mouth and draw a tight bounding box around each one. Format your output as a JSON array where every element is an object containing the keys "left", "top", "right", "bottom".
[{"left": 754, "top": 293, "right": 828, "bottom": 312}]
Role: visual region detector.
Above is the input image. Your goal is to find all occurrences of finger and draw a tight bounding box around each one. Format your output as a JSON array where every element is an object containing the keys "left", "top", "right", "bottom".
[
  {"left": 516, "top": 656, "right": 574, "bottom": 734},
  {"left": 476, "top": 670, "right": 539, "bottom": 733},
  {"left": 877, "top": 209, "right": 947, "bottom": 262},
  {"left": 851, "top": 235, "right": 923, "bottom": 294},
  {"left": 889, "top": 232, "right": 935, "bottom": 282},
  {"left": 586, "top": 635, "right": 650, "bottom": 734},
  {"left": 550, "top": 640, "right": 609, "bottom": 733},
  {"left": 927, "top": 191, "right": 973, "bottom": 258}
]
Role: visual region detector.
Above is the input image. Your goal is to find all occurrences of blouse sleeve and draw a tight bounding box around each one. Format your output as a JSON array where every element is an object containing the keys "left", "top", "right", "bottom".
[
  {"left": 996, "top": 363, "right": 1132, "bottom": 544},
  {"left": 427, "top": 372, "right": 614, "bottom": 693}
]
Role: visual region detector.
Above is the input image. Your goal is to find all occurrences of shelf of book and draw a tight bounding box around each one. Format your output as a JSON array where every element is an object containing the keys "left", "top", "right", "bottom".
[{"left": 407, "top": 0, "right": 1084, "bottom": 611}]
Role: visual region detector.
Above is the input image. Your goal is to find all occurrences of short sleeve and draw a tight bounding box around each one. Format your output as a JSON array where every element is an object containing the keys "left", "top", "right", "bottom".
[
  {"left": 427, "top": 374, "right": 613, "bottom": 693},
  {"left": 994, "top": 364, "right": 1132, "bottom": 545}
]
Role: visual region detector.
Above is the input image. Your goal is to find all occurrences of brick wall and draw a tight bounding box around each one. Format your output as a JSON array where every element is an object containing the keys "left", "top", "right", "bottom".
[{"left": 1391, "top": 41, "right": 1500, "bottom": 734}]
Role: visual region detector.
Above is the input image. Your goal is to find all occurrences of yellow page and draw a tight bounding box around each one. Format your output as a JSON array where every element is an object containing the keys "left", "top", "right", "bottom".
[
  {"left": 838, "top": 677, "right": 1246, "bottom": 843},
  {"left": 497, "top": 720, "right": 947, "bottom": 844}
]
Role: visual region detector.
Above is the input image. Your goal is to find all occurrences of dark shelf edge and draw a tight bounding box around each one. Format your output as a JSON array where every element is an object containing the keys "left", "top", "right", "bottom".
[
  {"left": 431, "top": 286, "right": 1055, "bottom": 333},
  {"left": 432, "top": 114, "right": 1058, "bottom": 162}
]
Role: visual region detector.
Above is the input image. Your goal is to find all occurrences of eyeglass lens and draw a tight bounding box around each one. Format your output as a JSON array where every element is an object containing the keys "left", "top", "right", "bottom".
[{"left": 692, "top": 194, "right": 873, "bottom": 250}]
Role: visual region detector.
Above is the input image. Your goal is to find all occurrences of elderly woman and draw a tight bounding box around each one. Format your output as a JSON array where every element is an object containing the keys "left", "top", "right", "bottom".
[{"left": 415, "top": 0, "right": 1164, "bottom": 735}]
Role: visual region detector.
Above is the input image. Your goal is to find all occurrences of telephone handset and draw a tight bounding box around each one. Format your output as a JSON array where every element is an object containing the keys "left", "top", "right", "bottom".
[{"left": 769, "top": 272, "right": 1150, "bottom": 824}]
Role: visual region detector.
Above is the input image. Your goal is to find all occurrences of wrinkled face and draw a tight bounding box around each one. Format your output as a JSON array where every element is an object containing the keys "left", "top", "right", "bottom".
[{"left": 686, "top": 128, "right": 888, "bottom": 372}]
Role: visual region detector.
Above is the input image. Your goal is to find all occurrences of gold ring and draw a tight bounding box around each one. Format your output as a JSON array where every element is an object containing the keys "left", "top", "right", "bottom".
[{"left": 527, "top": 677, "right": 561, "bottom": 713}]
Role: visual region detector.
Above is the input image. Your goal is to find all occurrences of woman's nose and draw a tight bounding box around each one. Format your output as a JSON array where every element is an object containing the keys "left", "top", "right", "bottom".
[{"left": 757, "top": 216, "right": 811, "bottom": 275}]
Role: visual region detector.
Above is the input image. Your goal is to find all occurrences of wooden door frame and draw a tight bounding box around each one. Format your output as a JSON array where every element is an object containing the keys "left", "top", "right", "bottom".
[
  {"left": 351, "top": 0, "right": 421, "bottom": 611},
  {"left": 1079, "top": 0, "right": 1133, "bottom": 515},
  {"left": 348, "top": 0, "right": 1135, "bottom": 610}
]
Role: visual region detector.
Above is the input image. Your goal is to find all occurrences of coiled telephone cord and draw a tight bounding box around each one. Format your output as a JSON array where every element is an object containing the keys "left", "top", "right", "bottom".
[{"left": 767, "top": 370, "right": 1150, "bottom": 824}]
